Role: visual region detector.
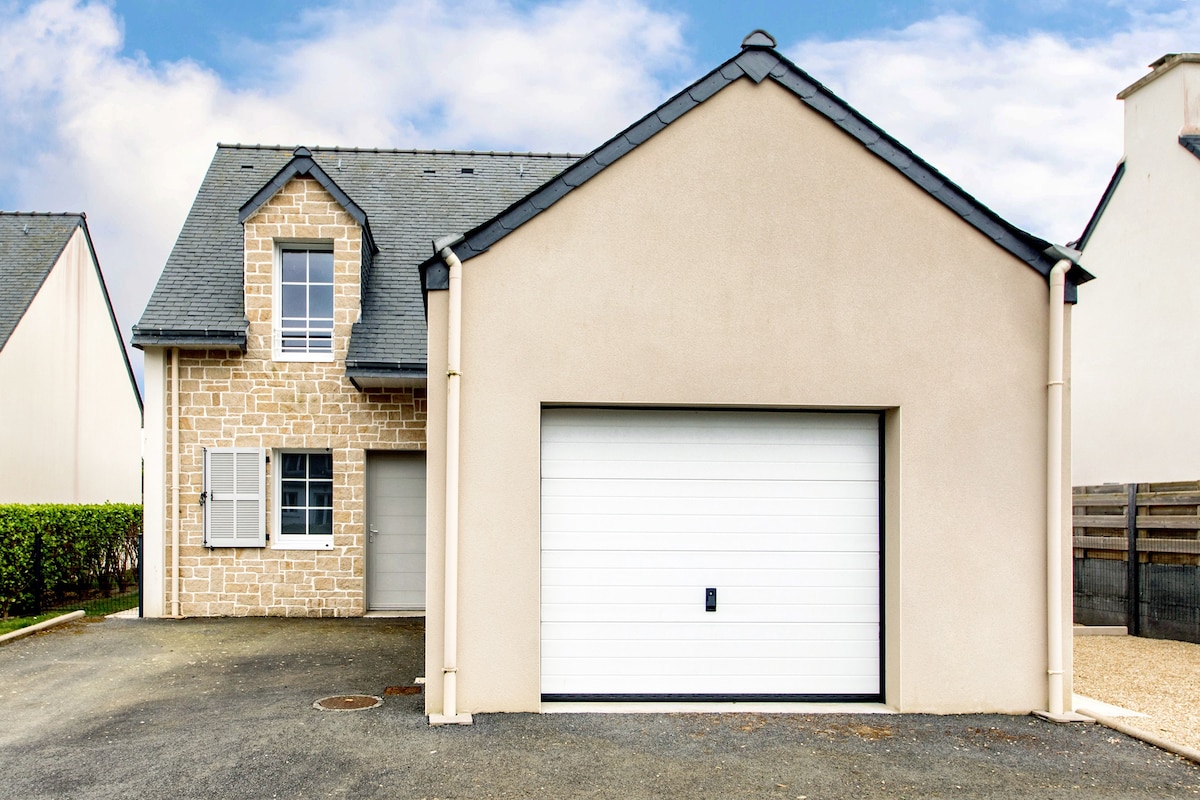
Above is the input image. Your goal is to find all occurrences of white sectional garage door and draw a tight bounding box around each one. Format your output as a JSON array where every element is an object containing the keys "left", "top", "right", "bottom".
[{"left": 541, "top": 408, "right": 880, "bottom": 700}]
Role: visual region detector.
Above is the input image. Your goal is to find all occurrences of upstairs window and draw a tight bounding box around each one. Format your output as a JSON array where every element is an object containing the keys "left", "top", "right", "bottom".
[{"left": 277, "top": 246, "right": 334, "bottom": 359}]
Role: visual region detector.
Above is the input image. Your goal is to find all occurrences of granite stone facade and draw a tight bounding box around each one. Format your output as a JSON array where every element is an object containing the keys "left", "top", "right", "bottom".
[{"left": 166, "top": 178, "right": 426, "bottom": 616}]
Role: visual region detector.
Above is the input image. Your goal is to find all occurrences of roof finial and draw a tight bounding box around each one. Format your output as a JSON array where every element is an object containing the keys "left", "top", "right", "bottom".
[
  {"left": 293, "top": 146, "right": 312, "bottom": 158},
  {"left": 741, "top": 29, "right": 776, "bottom": 50}
]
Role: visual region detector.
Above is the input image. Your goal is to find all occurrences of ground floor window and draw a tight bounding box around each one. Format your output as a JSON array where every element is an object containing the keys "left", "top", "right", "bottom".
[{"left": 275, "top": 451, "right": 334, "bottom": 549}]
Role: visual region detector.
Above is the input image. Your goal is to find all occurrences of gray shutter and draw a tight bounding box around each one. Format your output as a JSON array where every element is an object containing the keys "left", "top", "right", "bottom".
[{"left": 204, "top": 448, "right": 266, "bottom": 547}]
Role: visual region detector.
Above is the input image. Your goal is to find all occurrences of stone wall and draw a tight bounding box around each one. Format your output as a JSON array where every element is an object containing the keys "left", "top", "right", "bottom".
[{"left": 165, "top": 177, "right": 425, "bottom": 616}]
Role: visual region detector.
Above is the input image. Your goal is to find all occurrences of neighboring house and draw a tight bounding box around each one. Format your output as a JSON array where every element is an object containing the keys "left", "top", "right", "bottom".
[
  {"left": 134, "top": 32, "right": 1091, "bottom": 718},
  {"left": 0, "top": 212, "right": 143, "bottom": 504},
  {"left": 1072, "top": 53, "right": 1200, "bottom": 485}
]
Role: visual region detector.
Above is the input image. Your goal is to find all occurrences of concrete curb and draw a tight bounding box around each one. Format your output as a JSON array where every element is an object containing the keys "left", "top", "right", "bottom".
[
  {"left": 1077, "top": 709, "right": 1200, "bottom": 764},
  {"left": 0, "top": 610, "right": 85, "bottom": 646}
]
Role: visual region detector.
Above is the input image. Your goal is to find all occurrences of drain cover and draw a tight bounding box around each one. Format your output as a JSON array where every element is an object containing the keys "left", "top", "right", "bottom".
[{"left": 313, "top": 694, "right": 382, "bottom": 711}]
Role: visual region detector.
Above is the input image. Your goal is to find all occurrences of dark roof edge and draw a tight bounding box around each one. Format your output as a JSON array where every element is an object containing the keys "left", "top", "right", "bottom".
[
  {"left": 344, "top": 364, "right": 428, "bottom": 392},
  {"left": 0, "top": 215, "right": 83, "bottom": 354},
  {"left": 217, "top": 143, "right": 583, "bottom": 158},
  {"left": 1181, "top": 135, "right": 1200, "bottom": 161},
  {"left": 419, "top": 44, "right": 1085, "bottom": 297},
  {"left": 344, "top": 360, "right": 427, "bottom": 374},
  {"left": 1072, "top": 161, "right": 1126, "bottom": 252},
  {"left": 238, "top": 147, "right": 379, "bottom": 255},
  {"left": 130, "top": 327, "right": 247, "bottom": 351},
  {"left": 78, "top": 219, "right": 144, "bottom": 415}
]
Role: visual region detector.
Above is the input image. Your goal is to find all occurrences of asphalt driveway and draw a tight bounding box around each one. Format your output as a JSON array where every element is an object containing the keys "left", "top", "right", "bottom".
[{"left": 1, "top": 616, "right": 1197, "bottom": 799}]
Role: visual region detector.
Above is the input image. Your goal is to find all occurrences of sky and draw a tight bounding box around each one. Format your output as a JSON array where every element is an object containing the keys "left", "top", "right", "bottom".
[{"left": 1, "top": 0, "right": 1198, "bottom": 388}]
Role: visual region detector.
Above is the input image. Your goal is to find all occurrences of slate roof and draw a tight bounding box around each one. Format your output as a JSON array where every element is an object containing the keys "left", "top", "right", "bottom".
[
  {"left": 421, "top": 31, "right": 1092, "bottom": 301},
  {"left": 133, "top": 146, "right": 578, "bottom": 364},
  {"left": 0, "top": 213, "right": 84, "bottom": 352}
]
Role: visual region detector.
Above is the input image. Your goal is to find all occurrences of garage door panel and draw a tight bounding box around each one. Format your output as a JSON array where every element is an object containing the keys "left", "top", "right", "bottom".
[
  {"left": 543, "top": 460, "right": 878, "bottom": 482},
  {"left": 541, "top": 494, "right": 878, "bottom": 518},
  {"left": 542, "top": 602, "right": 879, "bottom": 624},
  {"left": 544, "top": 549, "right": 877, "bottom": 572},
  {"left": 540, "top": 674, "right": 877, "bottom": 697},
  {"left": 542, "top": 620, "right": 879, "bottom": 642},
  {"left": 543, "top": 477, "right": 878, "bottom": 501},
  {"left": 543, "top": 530, "right": 879, "bottom": 551},
  {"left": 543, "top": 567, "right": 878, "bottom": 589},
  {"left": 541, "top": 409, "right": 880, "bottom": 699},
  {"left": 541, "top": 409, "right": 876, "bottom": 442},
  {"left": 542, "top": 584, "right": 879, "bottom": 607},
  {"left": 543, "top": 655, "right": 878, "bottom": 678}
]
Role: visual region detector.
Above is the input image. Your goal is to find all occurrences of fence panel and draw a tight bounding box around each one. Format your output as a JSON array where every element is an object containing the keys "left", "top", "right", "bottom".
[{"left": 1073, "top": 481, "right": 1200, "bottom": 643}]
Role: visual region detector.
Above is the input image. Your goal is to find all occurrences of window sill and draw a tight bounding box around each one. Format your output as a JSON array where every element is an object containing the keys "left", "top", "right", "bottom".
[
  {"left": 272, "top": 352, "right": 336, "bottom": 363},
  {"left": 271, "top": 538, "right": 335, "bottom": 551}
]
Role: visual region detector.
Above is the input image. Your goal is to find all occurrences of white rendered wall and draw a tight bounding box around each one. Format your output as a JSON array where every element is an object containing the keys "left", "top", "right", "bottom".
[
  {"left": 1073, "top": 62, "right": 1200, "bottom": 485},
  {"left": 141, "top": 348, "right": 166, "bottom": 617},
  {"left": 0, "top": 227, "right": 143, "bottom": 503}
]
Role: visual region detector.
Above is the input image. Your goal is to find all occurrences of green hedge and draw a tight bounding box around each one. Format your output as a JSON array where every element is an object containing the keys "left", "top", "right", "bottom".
[{"left": 0, "top": 504, "right": 142, "bottom": 618}]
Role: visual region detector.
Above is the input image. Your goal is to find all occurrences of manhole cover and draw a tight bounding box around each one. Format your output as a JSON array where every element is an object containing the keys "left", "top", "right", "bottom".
[{"left": 313, "top": 694, "right": 382, "bottom": 711}]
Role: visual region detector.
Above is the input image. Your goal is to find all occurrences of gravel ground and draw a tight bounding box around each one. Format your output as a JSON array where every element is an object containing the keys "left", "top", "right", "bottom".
[{"left": 1075, "top": 634, "right": 1200, "bottom": 751}]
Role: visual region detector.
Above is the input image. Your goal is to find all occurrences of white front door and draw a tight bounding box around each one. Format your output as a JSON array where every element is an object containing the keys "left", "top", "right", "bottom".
[
  {"left": 540, "top": 408, "right": 881, "bottom": 700},
  {"left": 366, "top": 452, "right": 426, "bottom": 611}
]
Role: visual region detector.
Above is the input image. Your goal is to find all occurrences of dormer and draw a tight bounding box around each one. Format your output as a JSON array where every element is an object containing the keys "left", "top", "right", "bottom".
[{"left": 238, "top": 147, "right": 379, "bottom": 363}]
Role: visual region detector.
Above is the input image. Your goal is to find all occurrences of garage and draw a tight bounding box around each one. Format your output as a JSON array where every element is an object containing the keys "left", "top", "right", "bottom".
[{"left": 540, "top": 408, "right": 882, "bottom": 701}]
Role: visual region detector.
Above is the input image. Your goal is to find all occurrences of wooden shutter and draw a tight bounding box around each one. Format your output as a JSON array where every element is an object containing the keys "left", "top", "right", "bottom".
[{"left": 204, "top": 448, "right": 266, "bottom": 547}]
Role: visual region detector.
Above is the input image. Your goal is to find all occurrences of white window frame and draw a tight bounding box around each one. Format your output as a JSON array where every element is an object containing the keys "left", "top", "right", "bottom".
[
  {"left": 203, "top": 448, "right": 266, "bottom": 548},
  {"left": 273, "top": 241, "right": 336, "bottom": 362},
  {"left": 272, "top": 448, "right": 335, "bottom": 550}
]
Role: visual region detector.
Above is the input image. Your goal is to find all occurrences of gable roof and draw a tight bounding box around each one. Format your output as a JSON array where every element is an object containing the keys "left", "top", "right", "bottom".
[
  {"left": 238, "top": 146, "right": 378, "bottom": 256},
  {"left": 0, "top": 212, "right": 143, "bottom": 414},
  {"left": 1072, "top": 161, "right": 1125, "bottom": 251},
  {"left": 133, "top": 146, "right": 578, "bottom": 367},
  {"left": 421, "top": 31, "right": 1091, "bottom": 301},
  {"left": 0, "top": 213, "right": 80, "bottom": 352}
]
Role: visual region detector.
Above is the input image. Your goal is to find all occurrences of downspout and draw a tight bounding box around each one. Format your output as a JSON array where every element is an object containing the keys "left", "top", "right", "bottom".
[
  {"left": 431, "top": 238, "right": 472, "bottom": 725},
  {"left": 1042, "top": 245, "right": 1079, "bottom": 720},
  {"left": 170, "top": 347, "right": 181, "bottom": 618}
]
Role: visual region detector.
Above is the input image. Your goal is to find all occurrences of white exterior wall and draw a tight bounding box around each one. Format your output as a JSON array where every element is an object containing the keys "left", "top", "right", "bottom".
[
  {"left": 0, "top": 227, "right": 143, "bottom": 503},
  {"left": 141, "top": 347, "right": 166, "bottom": 617},
  {"left": 1073, "top": 60, "right": 1200, "bottom": 485}
]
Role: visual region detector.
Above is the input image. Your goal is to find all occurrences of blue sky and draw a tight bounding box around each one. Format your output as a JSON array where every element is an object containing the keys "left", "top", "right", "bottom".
[{"left": 1, "top": 0, "right": 1197, "bottom": 384}]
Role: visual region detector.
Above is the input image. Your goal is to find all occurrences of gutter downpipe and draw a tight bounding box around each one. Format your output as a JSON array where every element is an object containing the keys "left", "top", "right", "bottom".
[
  {"left": 1040, "top": 246, "right": 1080, "bottom": 722},
  {"left": 431, "top": 240, "right": 472, "bottom": 726},
  {"left": 170, "top": 346, "right": 181, "bottom": 618}
]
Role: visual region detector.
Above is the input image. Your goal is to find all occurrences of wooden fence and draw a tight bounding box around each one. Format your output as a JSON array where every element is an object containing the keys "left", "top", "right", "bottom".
[{"left": 1074, "top": 481, "right": 1200, "bottom": 643}]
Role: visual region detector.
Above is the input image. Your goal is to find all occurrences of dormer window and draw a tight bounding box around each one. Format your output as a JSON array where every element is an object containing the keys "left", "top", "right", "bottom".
[{"left": 276, "top": 245, "right": 334, "bottom": 360}]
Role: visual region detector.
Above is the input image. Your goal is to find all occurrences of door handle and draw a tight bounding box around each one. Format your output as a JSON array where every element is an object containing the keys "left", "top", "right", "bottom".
[
  {"left": 369, "top": 524, "right": 379, "bottom": 543},
  {"left": 705, "top": 587, "right": 717, "bottom": 612}
]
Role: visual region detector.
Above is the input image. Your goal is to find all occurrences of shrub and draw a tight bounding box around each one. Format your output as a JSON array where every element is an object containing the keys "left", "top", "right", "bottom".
[{"left": 0, "top": 504, "right": 142, "bottom": 618}]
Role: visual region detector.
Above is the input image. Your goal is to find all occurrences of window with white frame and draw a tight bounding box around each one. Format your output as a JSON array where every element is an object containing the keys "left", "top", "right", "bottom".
[
  {"left": 274, "top": 451, "right": 334, "bottom": 549},
  {"left": 276, "top": 246, "right": 334, "bottom": 359}
]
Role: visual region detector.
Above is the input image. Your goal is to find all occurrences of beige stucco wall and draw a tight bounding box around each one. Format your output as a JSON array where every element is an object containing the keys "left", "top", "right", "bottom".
[
  {"left": 144, "top": 178, "right": 425, "bottom": 617},
  {"left": 1072, "top": 62, "right": 1200, "bottom": 484},
  {"left": 0, "top": 226, "right": 142, "bottom": 503},
  {"left": 426, "top": 76, "right": 1072, "bottom": 715}
]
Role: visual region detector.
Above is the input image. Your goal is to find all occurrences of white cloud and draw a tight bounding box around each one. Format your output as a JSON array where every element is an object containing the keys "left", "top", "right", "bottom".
[
  {"left": 5, "top": 0, "right": 1200, "bottom": 391},
  {"left": 783, "top": 10, "right": 1200, "bottom": 244},
  {"left": 0, "top": 0, "right": 686, "bottom": 385}
]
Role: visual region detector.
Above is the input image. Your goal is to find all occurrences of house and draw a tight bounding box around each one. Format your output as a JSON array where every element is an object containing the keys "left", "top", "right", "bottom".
[
  {"left": 0, "top": 212, "right": 143, "bottom": 503},
  {"left": 1072, "top": 54, "right": 1200, "bottom": 485},
  {"left": 134, "top": 32, "right": 1091, "bottom": 718}
]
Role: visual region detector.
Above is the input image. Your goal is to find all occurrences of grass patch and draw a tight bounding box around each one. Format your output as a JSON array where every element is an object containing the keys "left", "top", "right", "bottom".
[
  {"left": 0, "top": 610, "right": 71, "bottom": 636},
  {"left": 0, "top": 590, "right": 139, "bottom": 636}
]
